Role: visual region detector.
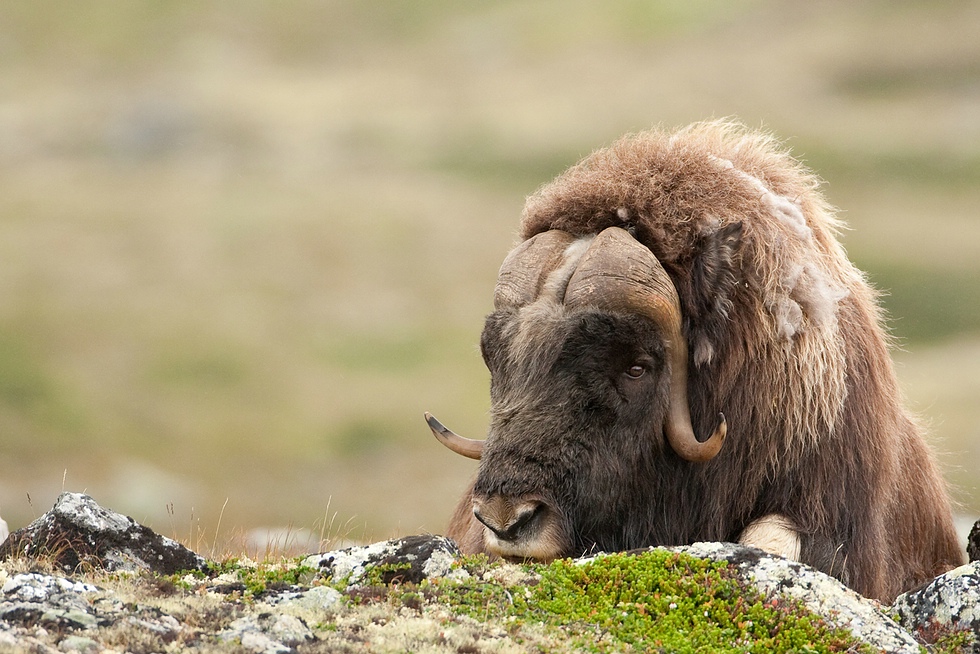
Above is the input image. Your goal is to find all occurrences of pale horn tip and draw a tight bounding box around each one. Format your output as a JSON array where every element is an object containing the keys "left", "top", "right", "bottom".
[
  {"left": 713, "top": 412, "right": 727, "bottom": 441},
  {"left": 424, "top": 411, "right": 484, "bottom": 460}
]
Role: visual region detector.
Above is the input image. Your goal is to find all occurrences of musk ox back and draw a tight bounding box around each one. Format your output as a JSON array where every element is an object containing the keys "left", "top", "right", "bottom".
[{"left": 427, "top": 120, "right": 963, "bottom": 603}]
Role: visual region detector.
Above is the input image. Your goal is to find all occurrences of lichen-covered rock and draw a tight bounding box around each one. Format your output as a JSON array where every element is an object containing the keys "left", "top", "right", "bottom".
[
  {"left": 0, "top": 571, "right": 102, "bottom": 632},
  {"left": 662, "top": 542, "right": 922, "bottom": 654},
  {"left": 0, "top": 492, "right": 207, "bottom": 575},
  {"left": 969, "top": 519, "right": 980, "bottom": 563},
  {"left": 218, "top": 613, "right": 314, "bottom": 653},
  {"left": 302, "top": 534, "right": 469, "bottom": 587},
  {"left": 58, "top": 635, "right": 101, "bottom": 653},
  {"left": 892, "top": 560, "right": 980, "bottom": 651},
  {"left": 267, "top": 585, "right": 343, "bottom": 613}
]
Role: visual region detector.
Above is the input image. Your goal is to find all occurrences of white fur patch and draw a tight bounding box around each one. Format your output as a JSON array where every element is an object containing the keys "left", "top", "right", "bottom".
[
  {"left": 693, "top": 338, "right": 715, "bottom": 367},
  {"left": 738, "top": 514, "right": 801, "bottom": 561},
  {"left": 709, "top": 155, "right": 734, "bottom": 171},
  {"left": 723, "top": 161, "right": 811, "bottom": 240},
  {"left": 793, "top": 263, "right": 850, "bottom": 329},
  {"left": 712, "top": 155, "right": 848, "bottom": 341}
]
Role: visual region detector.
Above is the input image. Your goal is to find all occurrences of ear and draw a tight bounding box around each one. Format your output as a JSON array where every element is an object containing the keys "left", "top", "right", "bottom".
[{"left": 685, "top": 221, "right": 743, "bottom": 367}]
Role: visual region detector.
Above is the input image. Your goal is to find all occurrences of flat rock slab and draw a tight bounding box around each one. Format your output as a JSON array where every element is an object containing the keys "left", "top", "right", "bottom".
[{"left": 0, "top": 492, "right": 207, "bottom": 575}]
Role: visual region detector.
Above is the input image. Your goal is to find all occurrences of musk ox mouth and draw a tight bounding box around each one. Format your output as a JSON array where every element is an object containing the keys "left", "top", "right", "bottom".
[{"left": 472, "top": 495, "right": 566, "bottom": 562}]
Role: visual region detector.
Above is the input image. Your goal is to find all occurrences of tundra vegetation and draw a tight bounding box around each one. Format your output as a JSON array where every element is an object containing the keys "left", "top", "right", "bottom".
[
  {"left": 3, "top": 493, "right": 977, "bottom": 651},
  {"left": 0, "top": 548, "right": 944, "bottom": 653}
]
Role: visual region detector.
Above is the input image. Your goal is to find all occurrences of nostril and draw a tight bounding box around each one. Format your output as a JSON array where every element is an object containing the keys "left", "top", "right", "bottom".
[
  {"left": 472, "top": 506, "right": 499, "bottom": 536},
  {"left": 508, "top": 501, "right": 542, "bottom": 535},
  {"left": 473, "top": 498, "right": 544, "bottom": 542}
]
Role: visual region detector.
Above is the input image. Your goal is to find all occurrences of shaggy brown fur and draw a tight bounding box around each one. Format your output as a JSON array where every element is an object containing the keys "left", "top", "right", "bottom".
[{"left": 448, "top": 120, "right": 963, "bottom": 602}]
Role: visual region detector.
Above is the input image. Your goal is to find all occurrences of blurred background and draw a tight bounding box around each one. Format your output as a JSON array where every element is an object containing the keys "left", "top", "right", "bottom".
[{"left": 1, "top": 1, "right": 978, "bottom": 556}]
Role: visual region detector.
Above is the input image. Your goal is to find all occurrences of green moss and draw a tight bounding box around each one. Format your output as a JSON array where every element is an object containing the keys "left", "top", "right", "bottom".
[{"left": 431, "top": 551, "right": 877, "bottom": 654}]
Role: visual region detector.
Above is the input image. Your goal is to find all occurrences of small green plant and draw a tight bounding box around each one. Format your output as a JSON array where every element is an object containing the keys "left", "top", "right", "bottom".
[
  {"left": 919, "top": 625, "right": 974, "bottom": 654},
  {"left": 206, "top": 556, "right": 318, "bottom": 598}
]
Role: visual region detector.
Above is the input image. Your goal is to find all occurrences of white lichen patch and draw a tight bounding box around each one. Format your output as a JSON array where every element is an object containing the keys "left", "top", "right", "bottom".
[
  {"left": 302, "top": 536, "right": 465, "bottom": 587},
  {"left": 422, "top": 547, "right": 470, "bottom": 582},
  {"left": 270, "top": 585, "right": 343, "bottom": 614},
  {"left": 54, "top": 493, "right": 134, "bottom": 535},
  {"left": 2, "top": 572, "right": 100, "bottom": 602},
  {"left": 303, "top": 539, "right": 400, "bottom": 585},
  {"left": 480, "top": 562, "right": 540, "bottom": 588},
  {"left": 893, "top": 560, "right": 980, "bottom": 640},
  {"left": 320, "top": 602, "right": 558, "bottom": 654}
]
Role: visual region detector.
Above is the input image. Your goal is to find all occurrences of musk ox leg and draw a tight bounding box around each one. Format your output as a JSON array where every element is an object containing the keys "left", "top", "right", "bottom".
[{"left": 738, "top": 514, "right": 801, "bottom": 561}]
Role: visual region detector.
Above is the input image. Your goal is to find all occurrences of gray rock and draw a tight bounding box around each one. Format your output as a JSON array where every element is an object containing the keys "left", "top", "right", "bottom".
[
  {"left": 218, "top": 613, "right": 313, "bottom": 653},
  {"left": 0, "top": 572, "right": 101, "bottom": 633},
  {"left": 0, "top": 492, "right": 208, "bottom": 575},
  {"left": 58, "top": 635, "right": 100, "bottom": 653},
  {"left": 303, "top": 534, "right": 469, "bottom": 587},
  {"left": 267, "top": 585, "right": 343, "bottom": 613},
  {"left": 119, "top": 610, "right": 183, "bottom": 640},
  {"left": 2, "top": 572, "right": 99, "bottom": 601},
  {"left": 969, "top": 519, "right": 980, "bottom": 563},
  {"left": 892, "top": 560, "right": 980, "bottom": 651},
  {"left": 660, "top": 542, "right": 922, "bottom": 654}
]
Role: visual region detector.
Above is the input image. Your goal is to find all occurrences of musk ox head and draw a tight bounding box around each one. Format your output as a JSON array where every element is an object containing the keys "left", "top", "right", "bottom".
[{"left": 427, "top": 226, "right": 725, "bottom": 560}]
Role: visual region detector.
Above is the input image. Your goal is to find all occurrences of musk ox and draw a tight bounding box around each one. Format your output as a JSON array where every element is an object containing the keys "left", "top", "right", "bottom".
[{"left": 426, "top": 120, "right": 963, "bottom": 602}]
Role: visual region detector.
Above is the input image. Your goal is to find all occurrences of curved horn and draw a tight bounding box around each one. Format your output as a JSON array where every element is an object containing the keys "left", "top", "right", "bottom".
[
  {"left": 563, "top": 227, "right": 726, "bottom": 463},
  {"left": 494, "top": 230, "right": 577, "bottom": 310},
  {"left": 424, "top": 412, "right": 484, "bottom": 460}
]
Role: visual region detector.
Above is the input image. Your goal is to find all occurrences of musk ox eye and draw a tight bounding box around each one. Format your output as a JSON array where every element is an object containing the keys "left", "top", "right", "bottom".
[{"left": 625, "top": 364, "right": 646, "bottom": 379}]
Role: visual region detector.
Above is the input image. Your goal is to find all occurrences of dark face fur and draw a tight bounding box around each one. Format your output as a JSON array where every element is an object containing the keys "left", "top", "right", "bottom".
[{"left": 472, "top": 303, "right": 674, "bottom": 560}]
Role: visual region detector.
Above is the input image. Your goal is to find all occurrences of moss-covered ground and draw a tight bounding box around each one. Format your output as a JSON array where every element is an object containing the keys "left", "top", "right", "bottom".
[{"left": 8, "top": 547, "right": 980, "bottom": 652}]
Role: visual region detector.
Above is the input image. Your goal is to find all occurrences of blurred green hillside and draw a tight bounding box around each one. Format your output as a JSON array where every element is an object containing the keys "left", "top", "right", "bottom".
[{"left": 1, "top": 0, "right": 978, "bottom": 553}]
